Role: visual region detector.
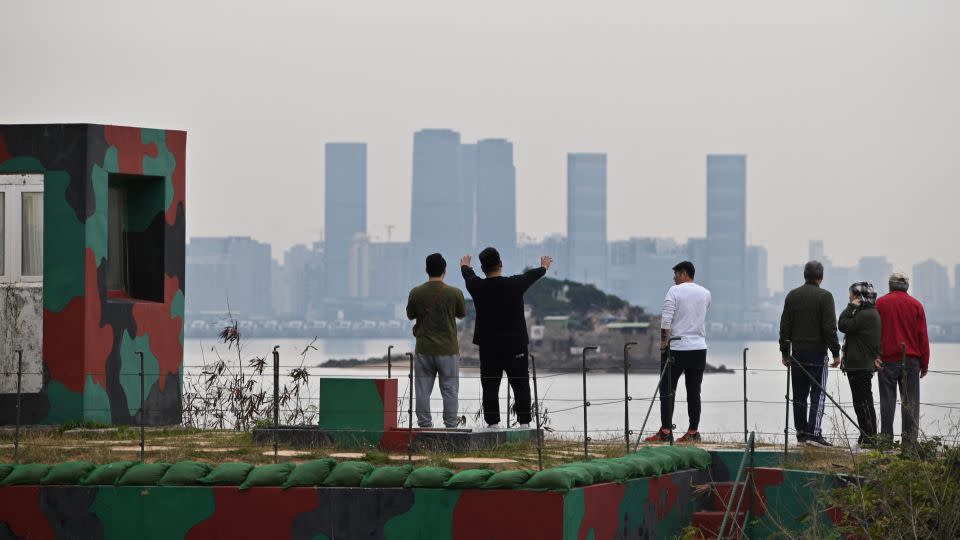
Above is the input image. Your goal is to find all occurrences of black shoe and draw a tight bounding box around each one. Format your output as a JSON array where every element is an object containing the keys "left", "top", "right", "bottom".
[
  {"left": 806, "top": 435, "right": 833, "bottom": 448},
  {"left": 797, "top": 433, "right": 810, "bottom": 445}
]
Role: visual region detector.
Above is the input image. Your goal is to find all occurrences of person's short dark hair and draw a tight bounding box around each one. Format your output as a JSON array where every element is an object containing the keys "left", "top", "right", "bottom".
[
  {"left": 425, "top": 253, "right": 446, "bottom": 278},
  {"left": 479, "top": 247, "right": 502, "bottom": 274},
  {"left": 803, "top": 260, "right": 824, "bottom": 282},
  {"left": 672, "top": 261, "right": 695, "bottom": 278}
]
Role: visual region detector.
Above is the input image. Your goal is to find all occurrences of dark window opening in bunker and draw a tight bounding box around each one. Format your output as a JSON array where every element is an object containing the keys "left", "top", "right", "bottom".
[{"left": 107, "top": 173, "right": 166, "bottom": 302}]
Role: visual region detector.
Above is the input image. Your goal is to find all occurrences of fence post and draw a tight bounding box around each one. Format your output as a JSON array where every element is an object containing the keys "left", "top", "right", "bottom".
[
  {"left": 14, "top": 350, "right": 23, "bottom": 464},
  {"left": 784, "top": 352, "right": 791, "bottom": 460},
  {"left": 137, "top": 351, "right": 145, "bottom": 463},
  {"left": 743, "top": 347, "right": 749, "bottom": 445},
  {"left": 530, "top": 353, "right": 543, "bottom": 471},
  {"left": 406, "top": 352, "right": 414, "bottom": 464},
  {"left": 581, "top": 346, "right": 598, "bottom": 461},
  {"left": 387, "top": 345, "right": 393, "bottom": 379},
  {"left": 623, "top": 342, "right": 637, "bottom": 455},
  {"left": 273, "top": 345, "right": 280, "bottom": 465}
]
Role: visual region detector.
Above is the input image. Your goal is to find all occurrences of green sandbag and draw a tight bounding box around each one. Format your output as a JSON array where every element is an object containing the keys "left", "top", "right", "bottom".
[
  {"left": 443, "top": 469, "right": 495, "bottom": 489},
  {"left": 634, "top": 452, "right": 672, "bottom": 474},
  {"left": 647, "top": 446, "right": 694, "bottom": 470},
  {"left": 41, "top": 461, "right": 96, "bottom": 485},
  {"left": 556, "top": 464, "right": 594, "bottom": 486},
  {"left": 284, "top": 458, "right": 337, "bottom": 488},
  {"left": 403, "top": 466, "right": 454, "bottom": 488},
  {"left": 594, "top": 459, "right": 631, "bottom": 481},
  {"left": 0, "top": 463, "right": 51, "bottom": 486},
  {"left": 239, "top": 463, "right": 295, "bottom": 490},
  {"left": 360, "top": 465, "right": 413, "bottom": 488},
  {"left": 522, "top": 468, "right": 576, "bottom": 491},
  {"left": 578, "top": 461, "right": 615, "bottom": 483},
  {"left": 200, "top": 462, "right": 254, "bottom": 485},
  {"left": 483, "top": 469, "right": 534, "bottom": 489},
  {"left": 159, "top": 461, "right": 212, "bottom": 486},
  {"left": 676, "top": 447, "right": 711, "bottom": 470},
  {"left": 117, "top": 463, "right": 172, "bottom": 486},
  {"left": 320, "top": 461, "right": 374, "bottom": 487},
  {"left": 0, "top": 464, "right": 13, "bottom": 483},
  {"left": 81, "top": 461, "right": 136, "bottom": 486},
  {"left": 618, "top": 456, "right": 658, "bottom": 477}
]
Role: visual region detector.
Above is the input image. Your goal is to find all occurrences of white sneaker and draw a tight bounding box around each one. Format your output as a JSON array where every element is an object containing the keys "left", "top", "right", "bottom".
[
  {"left": 519, "top": 423, "right": 531, "bottom": 429},
  {"left": 485, "top": 423, "right": 501, "bottom": 431}
]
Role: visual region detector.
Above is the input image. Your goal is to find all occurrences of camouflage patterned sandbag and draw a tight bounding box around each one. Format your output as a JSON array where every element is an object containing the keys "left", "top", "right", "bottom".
[
  {"left": 284, "top": 458, "right": 337, "bottom": 488},
  {"left": 0, "top": 464, "right": 13, "bottom": 484},
  {"left": 443, "top": 469, "right": 495, "bottom": 489},
  {"left": 41, "top": 461, "right": 96, "bottom": 485},
  {"left": 403, "top": 467, "right": 454, "bottom": 489},
  {"left": 159, "top": 461, "right": 212, "bottom": 486},
  {"left": 360, "top": 465, "right": 413, "bottom": 488},
  {"left": 482, "top": 469, "right": 534, "bottom": 489},
  {"left": 320, "top": 461, "right": 375, "bottom": 487},
  {"left": 0, "top": 463, "right": 51, "bottom": 486},
  {"left": 81, "top": 461, "right": 136, "bottom": 486},
  {"left": 117, "top": 463, "right": 172, "bottom": 486},
  {"left": 521, "top": 468, "right": 577, "bottom": 491},
  {"left": 239, "top": 463, "right": 295, "bottom": 490},
  {"left": 199, "top": 462, "right": 254, "bottom": 486}
]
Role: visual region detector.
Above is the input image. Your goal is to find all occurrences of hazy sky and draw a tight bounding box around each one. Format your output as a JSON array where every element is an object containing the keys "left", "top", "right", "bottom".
[{"left": 3, "top": 1, "right": 958, "bottom": 291}]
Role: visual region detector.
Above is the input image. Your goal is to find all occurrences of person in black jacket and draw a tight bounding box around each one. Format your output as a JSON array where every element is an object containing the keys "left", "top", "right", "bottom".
[
  {"left": 461, "top": 247, "right": 552, "bottom": 429},
  {"left": 838, "top": 281, "right": 881, "bottom": 448}
]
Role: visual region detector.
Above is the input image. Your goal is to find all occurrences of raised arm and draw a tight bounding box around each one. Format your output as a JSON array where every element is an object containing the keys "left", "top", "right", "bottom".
[
  {"left": 516, "top": 255, "right": 552, "bottom": 293},
  {"left": 460, "top": 255, "right": 480, "bottom": 293}
]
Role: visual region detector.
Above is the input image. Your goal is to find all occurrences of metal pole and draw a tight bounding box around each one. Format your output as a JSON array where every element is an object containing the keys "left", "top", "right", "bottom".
[
  {"left": 530, "top": 353, "right": 543, "bottom": 471},
  {"left": 14, "top": 350, "right": 23, "bottom": 464},
  {"left": 634, "top": 350, "right": 676, "bottom": 452},
  {"left": 406, "top": 352, "right": 414, "bottom": 463},
  {"left": 743, "top": 347, "right": 749, "bottom": 445},
  {"left": 666, "top": 357, "right": 674, "bottom": 446},
  {"left": 784, "top": 361, "right": 791, "bottom": 460},
  {"left": 623, "top": 342, "right": 637, "bottom": 454},
  {"left": 138, "top": 351, "right": 145, "bottom": 463},
  {"left": 273, "top": 345, "right": 280, "bottom": 464},
  {"left": 581, "top": 346, "right": 598, "bottom": 461},
  {"left": 387, "top": 345, "right": 393, "bottom": 379}
]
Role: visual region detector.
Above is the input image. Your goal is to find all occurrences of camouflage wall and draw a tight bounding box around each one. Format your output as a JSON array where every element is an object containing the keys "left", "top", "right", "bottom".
[
  {"left": 0, "top": 469, "right": 706, "bottom": 539},
  {"left": 0, "top": 124, "right": 186, "bottom": 425}
]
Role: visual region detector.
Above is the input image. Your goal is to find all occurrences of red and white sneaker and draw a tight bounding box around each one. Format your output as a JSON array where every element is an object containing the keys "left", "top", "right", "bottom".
[
  {"left": 644, "top": 429, "right": 672, "bottom": 442},
  {"left": 677, "top": 431, "right": 702, "bottom": 443}
]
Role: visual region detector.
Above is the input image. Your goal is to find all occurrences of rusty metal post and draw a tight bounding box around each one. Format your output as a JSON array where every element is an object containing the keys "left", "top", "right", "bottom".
[
  {"left": 406, "top": 352, "right": 414, "bottom": 463},
  {"left": 743, "top": 347, "right": 749, "bottom": 444},
  {"left": 623, "top": 342, "right": 637, "bottom": 454},
  {"left": 273, "top": 345, "right": 280, "bottom": 464},
  {"left": 581, "top": 346, "right": 598, "bottom": 461},
  {"left": 387, "top": 345, "right": 393, "bottom": 379},
  {"left": 530, "top": 353, "right": 543, "bottom": 471}
]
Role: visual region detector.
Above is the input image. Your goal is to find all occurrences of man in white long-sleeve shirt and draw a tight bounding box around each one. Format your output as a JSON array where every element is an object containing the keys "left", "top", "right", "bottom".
[{"left": 645, "top": 261, "right": 712, "bottom": 443}]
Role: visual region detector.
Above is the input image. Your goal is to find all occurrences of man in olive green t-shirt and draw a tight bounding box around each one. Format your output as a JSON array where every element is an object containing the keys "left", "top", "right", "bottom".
[{"left": 406, "top": 253, "right": 467, "bottom": 428}]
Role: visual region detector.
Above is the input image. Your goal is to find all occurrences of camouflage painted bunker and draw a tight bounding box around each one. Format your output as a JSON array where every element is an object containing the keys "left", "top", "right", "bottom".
[{"left": 0, "top": 124, "right": 186, "bottom": 425}]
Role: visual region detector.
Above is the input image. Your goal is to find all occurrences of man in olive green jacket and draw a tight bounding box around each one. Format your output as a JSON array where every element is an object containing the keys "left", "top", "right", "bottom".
[{"left": 838, "top": 281, "right": 881, "bottom": 447}]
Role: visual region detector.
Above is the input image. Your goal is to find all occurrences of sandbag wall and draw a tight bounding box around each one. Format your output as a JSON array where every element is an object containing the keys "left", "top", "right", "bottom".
[{"left": 0, "top": 447, "right": 711, "bottom": 539}]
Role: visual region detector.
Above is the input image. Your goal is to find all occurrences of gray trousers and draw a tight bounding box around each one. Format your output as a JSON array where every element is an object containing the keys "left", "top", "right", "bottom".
[
  {"left": 878, "top": 357, "right": 921, "bottom": 445},
  {"left": 414, "top": 354, "right": 460, "bottom": 428}
]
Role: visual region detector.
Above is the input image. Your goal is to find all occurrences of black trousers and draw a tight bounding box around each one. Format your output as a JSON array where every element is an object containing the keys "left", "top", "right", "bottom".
[
  {"left": 659, "top": 350, "right": 705, "bottom": 431},
  {"left": 790, "top": 352, "right": 828, "bottom": 438},
  {"left": 846, "top": 370, "right": 877, "bottom": 443},
  {"left": 479, "top": 345, "right": 531, "bottom": 425}
]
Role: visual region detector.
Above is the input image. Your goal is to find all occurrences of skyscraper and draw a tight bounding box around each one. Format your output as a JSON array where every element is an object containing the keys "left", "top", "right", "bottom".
[
  {"left": 411, "top": 129, "right": 464, "bottom": 268},
  {"left": 186, "top": 236, "right": 272, "bottom": 317},
  {"left": 567, "top": 153, "right": 607, "bottom": 288},
  {"left": 475, "top": 138, "right": 517, "bottom": 261},
  {"left": 858, "top": 256, "right": 893, "bottom": 296},
  {"left": 325, "top": 143, "right": 367, "bottom": 299},
  {"left": 745, "top": 245, "right": 769, "bottom": 309},
  {"left": 912, "top": 259, "right": 950, "bottom": 318},
  {"left": 459, "top": 143, "right": 478, "bottom": 251},
  {"left": 705, "top": 154, "right": 747, "bottom": 322}
]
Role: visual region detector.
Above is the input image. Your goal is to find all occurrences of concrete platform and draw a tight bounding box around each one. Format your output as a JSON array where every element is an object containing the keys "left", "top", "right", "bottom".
[{"left": 251, "top": 425, "right": 542, "bottom": 452}]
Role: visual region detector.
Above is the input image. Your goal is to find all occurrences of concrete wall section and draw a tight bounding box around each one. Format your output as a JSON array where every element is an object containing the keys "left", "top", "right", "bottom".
[{"left": 0, "top": 285, "right": 42, "bottom": 393}]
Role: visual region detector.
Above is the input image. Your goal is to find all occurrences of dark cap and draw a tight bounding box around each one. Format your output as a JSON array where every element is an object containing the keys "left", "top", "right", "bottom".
[
  {"left": 425, "top": 253, "right": 446, "bottom": 277},
  {"left": 672, "top": 261, "right": 695, "bottom": 278},
  {"left": 479, "top": 247, "right": 502, "bottom": 273}
]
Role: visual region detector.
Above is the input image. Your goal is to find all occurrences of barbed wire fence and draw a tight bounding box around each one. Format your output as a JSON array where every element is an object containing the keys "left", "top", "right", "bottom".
[{"left": 3, "top": 337, "right": 959, "bottom": 466}]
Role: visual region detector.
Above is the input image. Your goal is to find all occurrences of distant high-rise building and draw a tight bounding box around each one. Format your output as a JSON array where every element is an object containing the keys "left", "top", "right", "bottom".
[
  {"left": 608, "top": 237, "right": 686, "bottom": 311},
  {"left": 858, "top": 256, "right": 893, "bottom": 296},
  {"left": 273, "top": 243, "right": 324, "bottom": 318},
  {"left": 809, "top": 240, "right": 825, "bottom": 262},
  {"left": 912, "top": 259, "right": 950, "bottom": 318},
  {"left": 745, "top": 245, "right": 769, "bottom": 309},
  {"left": 186, "top": 236, "right": 272, "bottom": 317},
  {"left": 325, "top": 143, "right": 367, "bottom": 299},
  {"left": 567, "top": 153, "right": 607, "bottom": 288},
  {"left": 459, "top": 143, "right": 478, "bottom": 250},
  {"left": 705, "top": 154, "right": 747, "bottom": 322},
  {"left": 411, "top": 129, "right": 465, "bottom": 268},
  {"left": 955, "top": 264, "right": 960, "bottom": 314},
  {"left": 475, "top": 139, "right": 517, "bottom": 258}
]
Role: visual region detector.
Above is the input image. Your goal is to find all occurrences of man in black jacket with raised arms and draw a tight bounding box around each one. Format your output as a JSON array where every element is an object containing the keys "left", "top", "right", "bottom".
[{"left": 461, "top": 247, "right": 552, "bottom": 429}]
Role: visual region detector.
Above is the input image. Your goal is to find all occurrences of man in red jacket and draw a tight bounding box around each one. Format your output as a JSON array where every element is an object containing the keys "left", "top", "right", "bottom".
[{"left": 876, "top": 272, "right": 930, "bottom": 448}]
